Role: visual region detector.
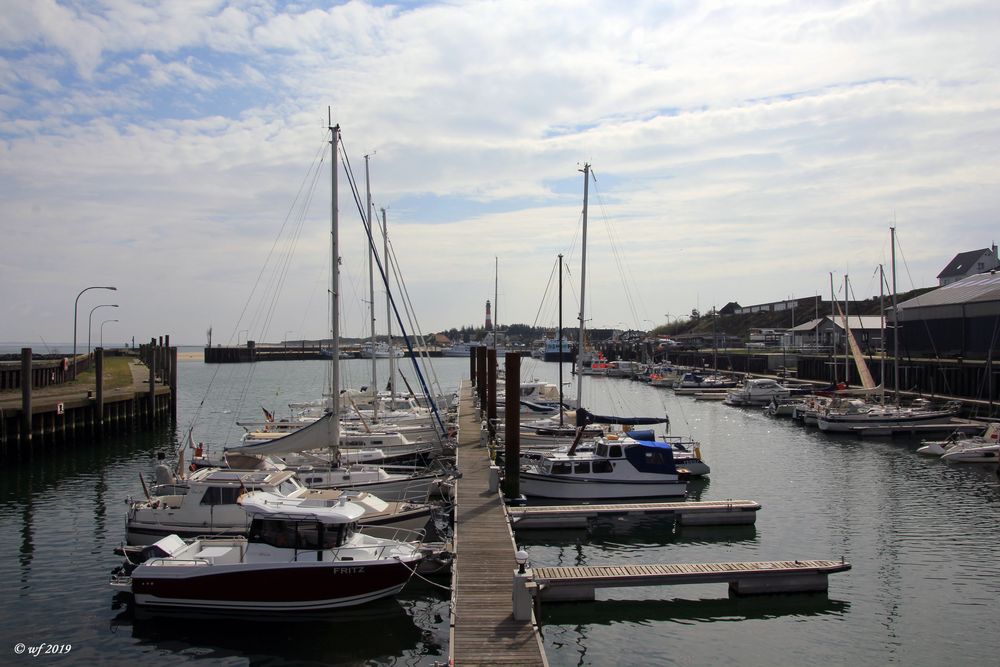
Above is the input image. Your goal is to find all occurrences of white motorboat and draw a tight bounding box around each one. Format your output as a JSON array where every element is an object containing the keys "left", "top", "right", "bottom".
[
  {"left": 672, "top": 372, "right": 738, "bottom": 394},
  {"left": 918, "top": 423, "right": 999, "bottom": 456},
  {"left": 111, "top": 495, "right": 423, "bottom": 611},
  {"left": 940, "top": 442, "right": 1000, "bottom": 463},
  {"left": 126, "top": 467, "right": 433, "bottom": 545},
  {"left": 359, "top": 341, "right": 404, "bottom": 358},
  {"left": 724, "top": 378, "right": 795, "bottom": 406},
  {"left": 520, "top": 430, "right": 710, "bottom": 477},
  {"left": 519, "top": 434, "right": 688, "bottom": 500}
]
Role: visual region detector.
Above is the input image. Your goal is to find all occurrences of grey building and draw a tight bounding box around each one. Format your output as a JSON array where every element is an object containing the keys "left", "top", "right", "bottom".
[{"left": 892, "top": 271, "right": 1000, "bottom": 358}]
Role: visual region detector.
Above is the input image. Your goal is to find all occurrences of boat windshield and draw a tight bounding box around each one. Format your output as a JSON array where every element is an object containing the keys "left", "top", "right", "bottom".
[{"left": 249, "top": 517, "right": 354, "bottom": 549}]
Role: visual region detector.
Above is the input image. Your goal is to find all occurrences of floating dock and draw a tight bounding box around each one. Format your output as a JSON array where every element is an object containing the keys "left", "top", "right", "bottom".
[
  {"left": 528, "top": 559, "right": 852, "bottom": 603},
  {"left": 507, "top": 499, "right": 761, "bottom": 529},
  {"left": 850, "top": 419, "right": 986, "bottom": 438}
]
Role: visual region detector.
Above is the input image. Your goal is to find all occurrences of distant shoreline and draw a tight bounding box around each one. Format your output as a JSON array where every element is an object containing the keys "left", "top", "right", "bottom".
[{"left": 178, "top": 351, "right": 204, "bottom": 362}]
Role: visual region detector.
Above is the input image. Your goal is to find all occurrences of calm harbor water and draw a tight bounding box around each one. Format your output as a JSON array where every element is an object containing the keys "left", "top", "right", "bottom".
[{"left": 1, "top": 356, "right": 999, "bottom": 665}]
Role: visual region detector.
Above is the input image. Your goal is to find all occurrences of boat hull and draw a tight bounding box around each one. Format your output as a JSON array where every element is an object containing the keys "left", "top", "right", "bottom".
[
  {"left": 519, "top": 473, "right": 686, "bottom": 499},
  {"left": 129, "top": 559, "right": 416, "bottom": 611}
]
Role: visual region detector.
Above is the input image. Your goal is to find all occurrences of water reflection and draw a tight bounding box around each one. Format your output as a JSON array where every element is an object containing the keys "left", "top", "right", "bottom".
[
  {"left": 542, "top": 594, "right": 851, "bottom": 626},
  {"left": 110, "top": 595, "right": 433, "bottom": 666},
  {"left": 517, "top": 521, "right": 757, "bottom": 547}
]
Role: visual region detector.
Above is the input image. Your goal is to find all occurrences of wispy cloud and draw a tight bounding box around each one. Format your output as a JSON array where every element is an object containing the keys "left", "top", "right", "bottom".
[{"left": 2, "top": 0, "right": 1000, "bottom": 344}]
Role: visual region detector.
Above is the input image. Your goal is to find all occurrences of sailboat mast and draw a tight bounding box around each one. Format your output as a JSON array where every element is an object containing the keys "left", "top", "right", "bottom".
[
  {"left": 364, "top": 155, "right": 377, "bottom": 416},
  {"left": 575, "top": 163, "right": 590, "bottom": 409},
  {"left": 829, "top": 272, "right": 838, "bottom": 384},
  {"left": 891, "top": 225, "right": 899, "bottom": 405},
  {"left": 879, "top": 264, "right": 886, "bottom": 403},
  {"left": 328, "top": 114, "right": 341, "bottom": 450},
  {"left": 382, "top": 207, "right": 394, "bottom": 402},
  {"left": 844, "top": 274, "right": 850, "bottom": 385},
  {"left": 558, "top": 253, "right": 564, "bottom": 427}
]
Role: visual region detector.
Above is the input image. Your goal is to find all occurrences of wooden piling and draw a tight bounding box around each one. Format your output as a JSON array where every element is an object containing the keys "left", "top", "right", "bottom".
[
  {"left": 475, "top": 346, "right": 488, "bottom": 408},
  {"left": 20, "top": 348, "right": 31, "bottom": 444},
  {"left": 169, "top": 345, "right": 178, "bottom": 421},
  {"left": 486, "top": 347, "right": 497, "bottom": 439},
  {"left": 504, "top": 352, "right": 521, "bottom": 499}
]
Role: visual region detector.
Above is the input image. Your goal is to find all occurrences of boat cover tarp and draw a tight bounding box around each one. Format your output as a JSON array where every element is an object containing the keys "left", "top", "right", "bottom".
[
  {"left": 575, "top": 408, "right": 668, "bottom": 428},
  {"left": 226, "top": 412, "right": 336, "bottom": 456}
]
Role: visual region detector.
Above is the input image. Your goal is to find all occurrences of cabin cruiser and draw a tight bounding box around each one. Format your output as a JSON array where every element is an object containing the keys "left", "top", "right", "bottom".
[
  {"left": 520, "top": 429, "right": 710, "bottom": 477},
  {"left": 359, "top": 341, "right": 403, "bottom": 358},
  {"left": 724, "top": 378, "right": 802, "bottom": 406},
  {"left": 111, "top": 494, "right": 423, "bottom": 611},
  {"left": 542, "top": 337, "right": 574, "bottom": 362},
  {"left": 125, "top": 468, "right": 434, "bottom": 545},
  {"left": 519, "top": 434, "right": 688, "bottom": 500},
  {"left": 672, "top": 372, "right": 738, "bottom": 394}
]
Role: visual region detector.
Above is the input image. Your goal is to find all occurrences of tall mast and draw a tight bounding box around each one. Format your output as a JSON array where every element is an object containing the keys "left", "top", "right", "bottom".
[
  {"left": 829, "top": 272, "right": 838, "bottom": 384},
  {"left": 879, "top": 264, "right": 886, "bottom": 403},
  {"left": 575, "top": 163, "right": 590, "bottom": 409},
  {"left": 382, "top": 207, "right": 394, "bottom": 403},
  {"left": 844, "top": 274, "right": 850, "bottom": 385},
  {"left": 328, "top": 112, "right": 340, "bottom": 451},
  {"left": 558, "top": 253, "right": 564, "bottom": 426},
  {"left": 364, "top": 154, "right": 377, "bottom": 418},
  {"left": 891, "top": 225, "right": 899, "bottom": 405}
]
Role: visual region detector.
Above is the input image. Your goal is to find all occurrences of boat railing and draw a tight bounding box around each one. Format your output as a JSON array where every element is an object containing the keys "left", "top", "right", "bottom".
[{"left": 357, "top": 525, "right": 426, "bottom": 549}]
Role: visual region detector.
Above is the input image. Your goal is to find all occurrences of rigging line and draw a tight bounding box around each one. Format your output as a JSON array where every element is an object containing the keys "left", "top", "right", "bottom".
[
  {"left": 339, "top": 141, "right": 448, "bottom": 436},
  {"left": 590, "top": 173, "right": 644, "bottom": 328},
  {"left": 531, "top": 256, "right": 561, "bottom": 328},
  {"left": 225, "top": 131, "right": 329, "bottom": 346}
]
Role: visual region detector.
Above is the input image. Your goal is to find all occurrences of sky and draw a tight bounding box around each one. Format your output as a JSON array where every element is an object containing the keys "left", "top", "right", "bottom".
[{"left": 2, "top": 0, "right": 999, "bottom": 349}]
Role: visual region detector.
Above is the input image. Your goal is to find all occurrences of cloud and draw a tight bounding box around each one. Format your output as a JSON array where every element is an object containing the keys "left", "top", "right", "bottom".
[{"left": 2, "top": 0, "right": 1000, "bottom": 344}]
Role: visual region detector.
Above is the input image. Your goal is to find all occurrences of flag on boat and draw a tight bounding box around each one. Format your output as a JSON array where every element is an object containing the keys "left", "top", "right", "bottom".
[{"left": 262, "top": 406, "right": 275, "bottom": 422}]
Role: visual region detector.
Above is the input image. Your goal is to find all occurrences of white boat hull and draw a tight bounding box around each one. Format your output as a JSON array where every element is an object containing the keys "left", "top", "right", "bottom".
[{"left": 519, "top": 473, "right": 686, "bottom": 499}]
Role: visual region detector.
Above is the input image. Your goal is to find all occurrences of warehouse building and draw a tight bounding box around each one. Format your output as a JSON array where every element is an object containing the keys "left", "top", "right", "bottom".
[{"left": 891, "top": 271, "right": 1000, "bottom": 359}]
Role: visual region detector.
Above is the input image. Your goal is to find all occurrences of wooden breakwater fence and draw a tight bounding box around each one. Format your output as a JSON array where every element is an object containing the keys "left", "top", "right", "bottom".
[{"left": 0, "top": 338, "right": 176, "bottom": 454}]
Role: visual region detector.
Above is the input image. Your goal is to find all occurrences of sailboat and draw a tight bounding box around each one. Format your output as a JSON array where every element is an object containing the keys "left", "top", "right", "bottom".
[
  {"left": 817, "top": 233, "right": 961, "bottom": 432},
  {"left": 519, "top": 165, "right": 694, "bottom": 499}
]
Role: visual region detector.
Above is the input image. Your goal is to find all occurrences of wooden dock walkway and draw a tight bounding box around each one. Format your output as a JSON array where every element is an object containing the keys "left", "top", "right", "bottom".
[
  {"left": 451, "top": 382, "right": 547, "bottom": 666},
  {"left": 532, "top": 559, "right": 851, "bottom": 602},
  {"left": 507, "top": 499, "right": 761, "bottom": 529}
]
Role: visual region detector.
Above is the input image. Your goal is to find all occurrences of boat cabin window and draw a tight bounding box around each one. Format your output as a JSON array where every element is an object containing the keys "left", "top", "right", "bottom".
[
  {"left": 277, "top": 479, "right": 301, "bottom": 496},
  {"left": 608, "top": 445, "right": 623, "bottom": 458},
  {"left": 550, "top": 461, "right": 572, "bottom": 475},
  {"left": 596, "top": 443, "right": 607, "bottom": 457},
  {"left": 249, "top": 518, "right": 353, "bottom": 549},
  {"left": 304, "top": 477, "right": 324, "bottom": 485},
  {"left": 199, "top": 486, "right": 242, "bottom": 505},
  {"left": 573, "top": 462, "right": 591, "bottom": 474},
  {"left": 592, "top": 460, "right": 613, "bottom": 474}
]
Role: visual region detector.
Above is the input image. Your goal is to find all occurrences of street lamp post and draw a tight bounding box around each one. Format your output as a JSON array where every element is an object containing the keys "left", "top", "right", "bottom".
[
  {"left": 73, "top": 285, "right": 116, "bottom": 379},
  {"left": 88, "top": 304, "right": 119, "bottom": 356},
  {"left": 238, "top": 330, "right": 249, "bottom": 346},
  {"left": 100, "top": 319, "right": 118, "bottom": 348}
]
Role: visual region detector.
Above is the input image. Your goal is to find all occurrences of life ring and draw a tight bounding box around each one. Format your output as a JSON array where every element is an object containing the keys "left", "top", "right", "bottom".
[
  {"left": 189, "top": 463, "right": 197, "bottom": 472},
  {"left": 62, "top": 357, "right": 69, "bottom": 372}
]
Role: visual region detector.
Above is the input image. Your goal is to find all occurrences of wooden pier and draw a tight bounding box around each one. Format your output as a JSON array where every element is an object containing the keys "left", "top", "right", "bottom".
[
  {"left": 507, "top": 499, "right": 761, "bottom": 529},
  {"left": 529, "top": 559, "right": 852, "bottom": 603},
  {"left": 0, "top": 342, "right": 175, "bottom": 455},
  {"left": 451, "top": 382, "right": 547, "bottom": 666}
]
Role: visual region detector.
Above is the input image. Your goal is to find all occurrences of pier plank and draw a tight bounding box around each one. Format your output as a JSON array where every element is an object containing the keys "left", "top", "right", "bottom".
[{"left": 451, "top": 382, "right": 547, "bottom": 667}]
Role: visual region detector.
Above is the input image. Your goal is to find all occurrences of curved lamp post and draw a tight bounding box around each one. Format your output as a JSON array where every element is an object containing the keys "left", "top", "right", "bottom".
[
  {"left": 88, "top": 304, "right": 118, "bottom": 356},
  {"left": 73, "top": 285, "right": 116, "bottom": 379},
  {"left": 100, "top": 319, "right": 118, "bottom": 348}
]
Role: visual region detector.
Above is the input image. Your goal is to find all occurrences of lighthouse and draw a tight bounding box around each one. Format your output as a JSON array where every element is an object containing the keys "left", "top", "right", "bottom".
[{"left": 485, "top": 300, "right": 493, "bottom": 331}]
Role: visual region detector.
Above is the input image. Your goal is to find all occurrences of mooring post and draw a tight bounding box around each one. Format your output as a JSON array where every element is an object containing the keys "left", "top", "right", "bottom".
[
  {"left": 95, "top": 347, "right": 104, "bottom": 437},
  {"left": 470, "top": 346, "right": 477, "bottom": 384},
  {"left": 486, "top": 347, "right": 497, "bottom": 440},
  {"left": 169, "top": 345, "right": 178, "bottom": 422},
  {"left": 504, "top": 352, "right": 521, "bottom": 499},
  {"left": 475, "top": 346, "right": 488, "bottom": 412},
  {"left": 148, "top": 337, "right": 156, "bottom": 426},
  {"left": 20, "top": 348, "right": 32, "bottom": 444}
]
